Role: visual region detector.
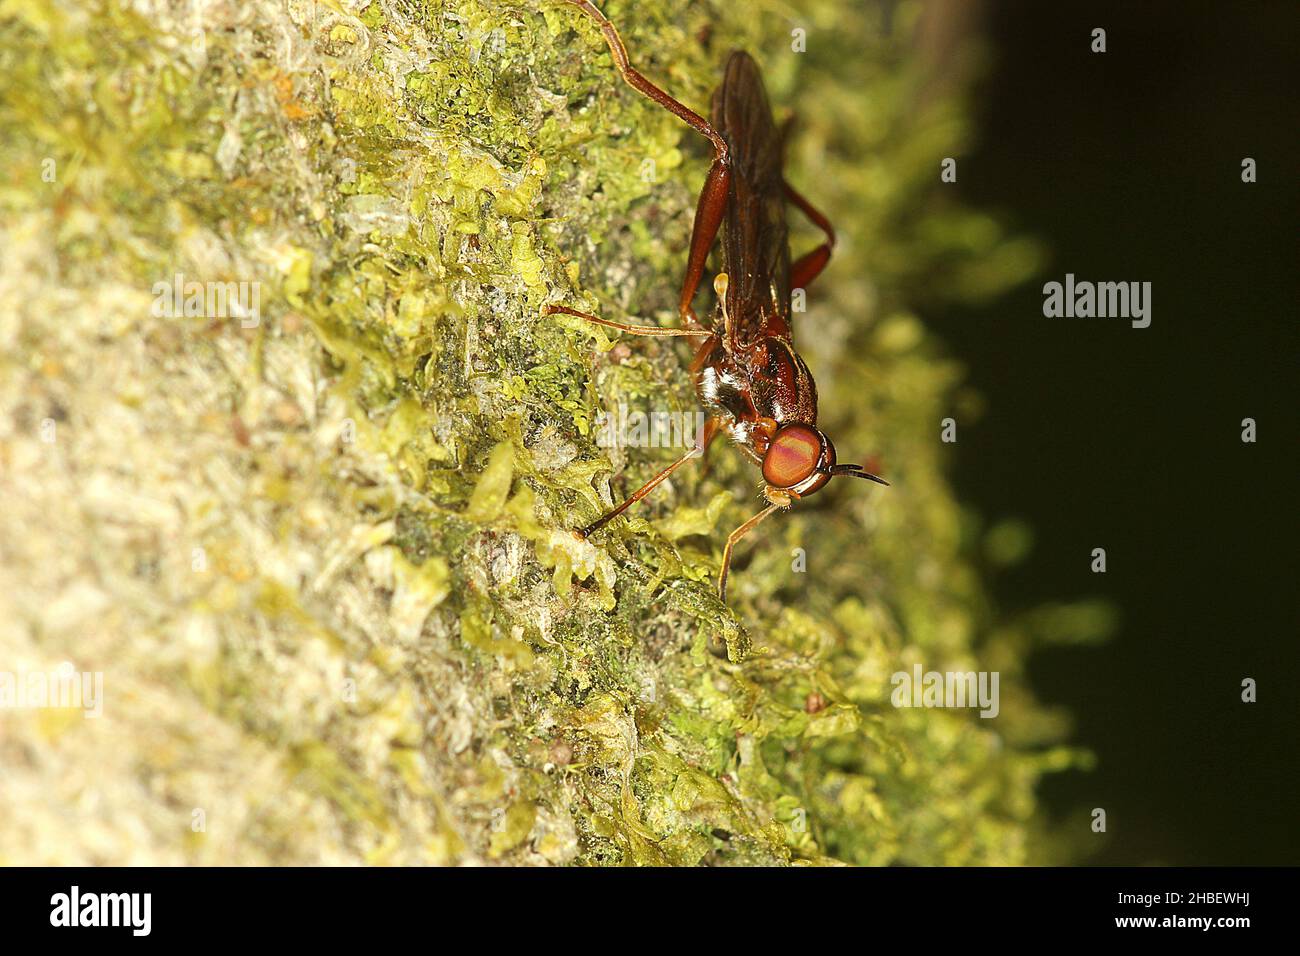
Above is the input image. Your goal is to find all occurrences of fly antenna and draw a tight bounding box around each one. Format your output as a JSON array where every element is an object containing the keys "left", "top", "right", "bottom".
[{"left": 830, "top": 463, "right": 890, "bottom": 486}]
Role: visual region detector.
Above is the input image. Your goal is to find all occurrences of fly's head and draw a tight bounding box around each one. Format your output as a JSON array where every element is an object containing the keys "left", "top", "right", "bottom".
[{"left": 760, "top": 422, "right": 889, "bottom": 506}]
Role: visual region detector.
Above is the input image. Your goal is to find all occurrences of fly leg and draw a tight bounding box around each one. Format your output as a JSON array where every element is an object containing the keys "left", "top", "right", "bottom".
[
  {"left": 579, "top": 418, "right": 721, "bottom": 538},
  {"left": 561, "top": 1, "right": 732, "bottom": 328},
  {"left": 717, "top": 502, "right": 783, "bottom": 602},
  {"left": 785, "top": 180, "right": 836, "bottom": 291},
  {"left": 545, "top": 305, "right": 711, "bottom": 338}
]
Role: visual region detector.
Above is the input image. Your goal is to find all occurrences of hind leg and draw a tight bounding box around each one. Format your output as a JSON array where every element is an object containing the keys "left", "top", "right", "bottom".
[
  {"left": 562, "top": 1, "right": 732, "bottom": 326},
  {"left": 785, "top": 180, "right": 836, "bottom": 290}
]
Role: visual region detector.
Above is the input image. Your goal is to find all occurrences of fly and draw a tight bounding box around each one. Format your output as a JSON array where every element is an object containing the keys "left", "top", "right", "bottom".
[{"left": 547, "top": 0, "right": 889, "bottom": 603}]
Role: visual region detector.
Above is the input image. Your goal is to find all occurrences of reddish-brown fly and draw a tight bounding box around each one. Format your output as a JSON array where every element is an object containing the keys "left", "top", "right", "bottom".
[{"left": 548, "top": 0, "right": 888, "bottom": 602}]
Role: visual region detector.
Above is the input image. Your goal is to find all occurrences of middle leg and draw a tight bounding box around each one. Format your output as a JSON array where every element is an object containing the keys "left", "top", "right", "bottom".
[
  {"left": 580, "top": 417, "right": 721, "bottom": 538},
  {"left": 545, "top": 305, "right": 711, "bottom": 338}
]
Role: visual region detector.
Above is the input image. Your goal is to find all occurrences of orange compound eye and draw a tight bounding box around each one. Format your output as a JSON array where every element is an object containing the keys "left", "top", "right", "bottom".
[{"left": 762, "top": 423, "right": 831, "bottom": 491}]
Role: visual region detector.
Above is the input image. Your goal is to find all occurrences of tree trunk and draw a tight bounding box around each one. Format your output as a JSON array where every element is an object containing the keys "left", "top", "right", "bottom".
[{"left": 0, "top": 0, "right": 1097, "bottom": 865}]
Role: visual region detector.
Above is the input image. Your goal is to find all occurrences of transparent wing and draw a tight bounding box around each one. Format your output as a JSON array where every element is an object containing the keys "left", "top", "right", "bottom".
[{"left": 711, "top": 51, "right": 790, "bottom": 345}]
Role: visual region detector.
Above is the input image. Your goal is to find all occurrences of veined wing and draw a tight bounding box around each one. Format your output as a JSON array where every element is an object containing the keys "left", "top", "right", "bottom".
[{"left": 710, "top": 51, "right": 790, "bottom": 346}]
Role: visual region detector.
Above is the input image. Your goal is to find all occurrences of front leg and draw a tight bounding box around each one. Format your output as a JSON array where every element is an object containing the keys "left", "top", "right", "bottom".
[{"left": 717, "top": 502, "right": 783, "bottom": 602}]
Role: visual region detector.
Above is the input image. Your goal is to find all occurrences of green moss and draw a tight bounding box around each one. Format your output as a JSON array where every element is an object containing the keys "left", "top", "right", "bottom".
[{"left": 0, "top": 0, "right": 1110, "bottom": 865}]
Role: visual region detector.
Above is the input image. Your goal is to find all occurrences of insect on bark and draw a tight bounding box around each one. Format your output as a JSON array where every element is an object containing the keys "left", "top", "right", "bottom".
[{"left": 547, "top": 1, "right": 889, "bottom": 603}]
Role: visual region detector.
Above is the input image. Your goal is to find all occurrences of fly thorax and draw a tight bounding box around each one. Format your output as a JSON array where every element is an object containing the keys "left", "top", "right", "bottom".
[{"left": 750, "top": 336, "right": 817, "bottom": 424}]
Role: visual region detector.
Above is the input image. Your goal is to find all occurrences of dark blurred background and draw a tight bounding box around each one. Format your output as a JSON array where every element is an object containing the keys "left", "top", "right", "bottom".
[{"left": 926, "top": 1, "right": 1298, "bottom": 864}]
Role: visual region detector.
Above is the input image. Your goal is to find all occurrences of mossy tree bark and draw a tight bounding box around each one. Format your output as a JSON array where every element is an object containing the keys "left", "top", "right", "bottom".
[{"left": 0, "top": 0, "right": 1107, "bottom": 864}]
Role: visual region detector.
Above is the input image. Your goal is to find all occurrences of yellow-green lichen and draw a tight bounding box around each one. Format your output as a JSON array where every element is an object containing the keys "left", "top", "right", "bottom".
[{"left": 0, "top": 0, "right": 1108, "bottom": 866}]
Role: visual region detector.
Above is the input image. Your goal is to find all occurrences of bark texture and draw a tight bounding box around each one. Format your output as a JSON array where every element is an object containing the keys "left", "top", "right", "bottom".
[{"left": 0, "top": 0, "right": 1109, "bottom": 865}]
